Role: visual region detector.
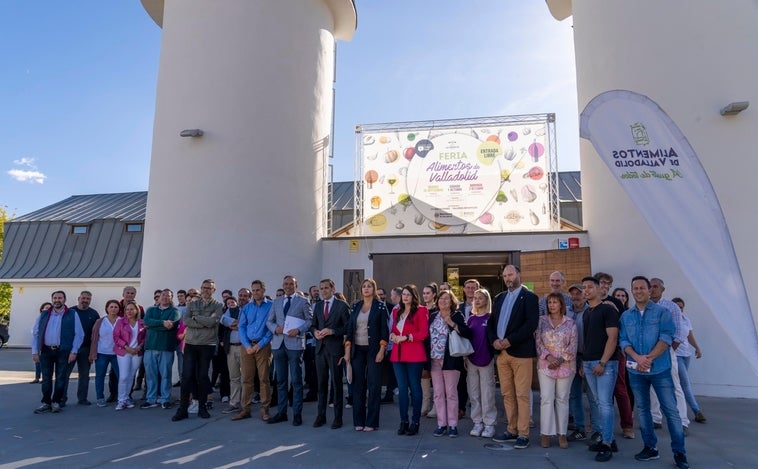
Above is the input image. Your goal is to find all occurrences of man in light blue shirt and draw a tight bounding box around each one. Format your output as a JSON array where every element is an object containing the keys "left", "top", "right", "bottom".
[
  {"left": 232, "top": 280, "right": 274, "bottom": 422},
  {"left": 620, "top": 276, "right": 688, "bottom": 469},
  {"left": 31, "top": 290, "right": 84, "bottom": 414}
]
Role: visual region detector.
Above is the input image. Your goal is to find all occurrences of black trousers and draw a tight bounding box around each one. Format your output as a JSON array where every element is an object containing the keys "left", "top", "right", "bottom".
[
  {"left": 316, "top": 347, "right": 343, "bottom": 420},
  {"left": 351, "top": 345, "right": 382, "bottom": 428},
  {"left": 303, "top": 343, "right": 318, "bottom": 398},
  {"left": 211, "top": 347, "right": 230, "bottom": 399},
  {"left": 63, "top": 345, "right": 92, "bottom": 403},
  {"left": 180, "top": 344, "right": 214, "bottom": 408}
]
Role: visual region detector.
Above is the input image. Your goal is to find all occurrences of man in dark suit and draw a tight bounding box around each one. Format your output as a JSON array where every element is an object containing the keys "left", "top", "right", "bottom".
[
  {"left": 266, "top": 275, "right": 313, "bottom": 426},
  {"left": 487, "top": 265, "right": 539, "bottom": 449},
  {"left": 311, "top": 278, "right": 350, "bottom": 429}
]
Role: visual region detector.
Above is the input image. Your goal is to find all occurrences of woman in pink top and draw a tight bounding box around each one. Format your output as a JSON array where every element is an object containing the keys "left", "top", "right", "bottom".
[
  {"left": 536, "top": 292, "right": 577, "bottom": 449},
  {"left": 113, "top": 301, "right": 146, "bottom": 410}
]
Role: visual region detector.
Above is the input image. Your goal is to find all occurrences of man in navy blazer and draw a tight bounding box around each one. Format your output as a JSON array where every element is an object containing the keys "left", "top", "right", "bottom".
[
  {"left": 487, "top": 265, "right": 539, "bottom": 449},
  {"left": 266, "top": 275, "right": 312, "bottom": 426},
  {"left": 311, "top": 278, "right": 350, "bottom": 429}
]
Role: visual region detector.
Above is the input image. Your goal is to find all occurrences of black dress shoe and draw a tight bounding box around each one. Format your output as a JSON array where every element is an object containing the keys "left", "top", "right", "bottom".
[
  {"left": 397, "top": 421, "right": 409, "bottom": 435},
  {"left": 268, "top": 413, "right": 288, "bottom": 424},
  {"left": 198, "top": 407, "right": 211, "bottom": 419},
  {"left": 293, "top": 413, "right": 302, "bottom": 426},
  {"left": 331, "top": 418, "right": 343, "bottom": 429},
  {"left": 313, "top": 415, "right": 326, "bottom": 427},
  {"left": 172, "top": 409, "right": 189, "bottom": 422},
  {"left": 406, "top": 422, "right": 420, "bottom": 436}
]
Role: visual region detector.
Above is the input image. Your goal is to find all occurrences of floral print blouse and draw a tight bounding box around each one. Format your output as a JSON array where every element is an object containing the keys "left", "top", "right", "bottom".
[{"left": 536, "top": 315, "right": 578, "bottom": 379}]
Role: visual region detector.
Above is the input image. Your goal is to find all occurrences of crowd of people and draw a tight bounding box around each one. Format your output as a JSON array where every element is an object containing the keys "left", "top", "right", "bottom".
[{"left": 30, "top": 267, "right": 705, "bottom": 469}]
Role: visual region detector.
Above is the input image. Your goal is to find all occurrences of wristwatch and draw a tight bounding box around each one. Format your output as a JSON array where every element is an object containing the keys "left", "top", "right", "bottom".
[{"left": 599, "top": 361, "right": 607, "bottom": 367}]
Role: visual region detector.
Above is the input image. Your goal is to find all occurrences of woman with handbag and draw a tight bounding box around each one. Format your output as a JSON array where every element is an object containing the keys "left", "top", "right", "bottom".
[
  {"left": 390, "top": 284, "right": 429, "bottom": 436},
  {"left": 427, "top": 290, "right": 470, "bottom": 437}
]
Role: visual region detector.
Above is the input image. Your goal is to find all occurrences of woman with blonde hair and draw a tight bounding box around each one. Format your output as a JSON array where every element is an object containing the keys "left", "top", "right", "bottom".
[
  {"left": 345, "top": 278, "right": 389, "bottom": 432},
  {"left": 113, "top": 301, "right": 146, "bottom": 411},
  {"left": 461, "top": 288, "right": 498, "bottom": 438}
]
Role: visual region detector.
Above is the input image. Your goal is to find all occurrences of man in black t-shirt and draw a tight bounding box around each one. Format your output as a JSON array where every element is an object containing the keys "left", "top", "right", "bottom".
[
  {"left": 581, "top": 276, "right": 619, "bottom": 462},
  {"left": 595, "top": 272, "right": 635, "bottom": 439}
]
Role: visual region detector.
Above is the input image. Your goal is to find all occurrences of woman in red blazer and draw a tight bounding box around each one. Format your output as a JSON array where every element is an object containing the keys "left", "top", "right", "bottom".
[
  {"left": 113, "top": 301, "right": 146, "bottom": 410},
  {"left": 390, "top": 284, "right": 429, "bottom": 436}
]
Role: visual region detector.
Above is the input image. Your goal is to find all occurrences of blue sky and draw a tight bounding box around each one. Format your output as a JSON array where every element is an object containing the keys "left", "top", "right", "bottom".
[{"left": 1, "top": 0, "right": 577, "bottom": 216}]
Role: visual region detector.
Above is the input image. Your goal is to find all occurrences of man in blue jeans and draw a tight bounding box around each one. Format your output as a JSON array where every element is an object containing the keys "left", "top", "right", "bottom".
[
  {"left": 620, "top": 276, "right": 688, "bottom": 469},
  {"left": 142, "top": 289, "right": 180, "bottom": 410},
  {"left": 580, "top": 276, "right": 619, "bottom": 462}
]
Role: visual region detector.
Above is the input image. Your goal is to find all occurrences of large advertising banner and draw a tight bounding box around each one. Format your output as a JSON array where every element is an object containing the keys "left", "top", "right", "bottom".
[
  {"left": 580, "top": 90, "right": 758, "bottom": 373},
  {"left": 358, "top": 118, "right": 554, "bottom": 236}
]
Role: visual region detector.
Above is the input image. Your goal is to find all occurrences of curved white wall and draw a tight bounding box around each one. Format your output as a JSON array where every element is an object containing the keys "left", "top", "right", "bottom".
[
  {"left": 141, "top": 0, "right": 352, "bottom": 292},
  {"left": 571, "top": 0, "right": 758, "bottom": 396}
]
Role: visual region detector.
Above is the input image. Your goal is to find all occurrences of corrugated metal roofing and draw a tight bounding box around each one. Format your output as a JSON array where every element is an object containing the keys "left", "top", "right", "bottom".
[
  {"left": 0, "top": 192, "right": 146, "bottom": 279},
  {"left": 13, "top": 192, "right": 147, "bottom": 224}
]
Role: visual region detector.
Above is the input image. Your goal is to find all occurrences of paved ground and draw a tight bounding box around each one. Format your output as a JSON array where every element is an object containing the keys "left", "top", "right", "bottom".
[{"left": 0, "top": 347, "right": 755, "bottom": 468}]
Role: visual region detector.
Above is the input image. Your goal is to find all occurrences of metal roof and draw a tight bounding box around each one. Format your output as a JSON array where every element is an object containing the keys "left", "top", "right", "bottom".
[
  {"left": 0, "top": 192, "right": 146, "bottom": 279},
  {"left": 13, "top": 192, "right": 147, "bottom": 224}
]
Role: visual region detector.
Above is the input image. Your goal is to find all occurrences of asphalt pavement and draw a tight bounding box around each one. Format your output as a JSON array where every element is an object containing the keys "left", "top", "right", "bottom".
[{"left": 0, "top": 348, "right": 755, "bottom": 468}]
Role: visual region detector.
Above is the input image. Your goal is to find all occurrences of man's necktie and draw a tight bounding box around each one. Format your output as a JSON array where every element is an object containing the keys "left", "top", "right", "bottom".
[
  {"left": 284, "top": 296, "right": 291, "bottom": 316},
  {"left": 323, "top": 300, "right": 329, "bottom": 321}
]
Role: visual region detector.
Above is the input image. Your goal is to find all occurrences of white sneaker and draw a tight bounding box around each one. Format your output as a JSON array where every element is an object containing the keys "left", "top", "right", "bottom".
[
  {"left": 188, "top": 400, "right": 199, "bottom": 414},
  {"left": 482, "top": 425, "right": 496, "bottom": 438},
  {"left": 115, "top": 402, "right": 126, "bottom": 411},
  {"left": 470, "top": 423, "right": 484, "bottom": 437},
  {"left": 221, "top": 396, "right": 230, "bottom": 404}
]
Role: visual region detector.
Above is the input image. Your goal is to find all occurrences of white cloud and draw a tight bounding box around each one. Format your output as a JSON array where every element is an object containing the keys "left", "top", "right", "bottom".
[
  {"left": 7, "top": 158, "right": 47, "bottom": 183},
  {"left": 7, "top": 169, "right": 47, "bottom": 184},
  {"left": 13, "top": 157, "right": 37, "bottom": 168}
]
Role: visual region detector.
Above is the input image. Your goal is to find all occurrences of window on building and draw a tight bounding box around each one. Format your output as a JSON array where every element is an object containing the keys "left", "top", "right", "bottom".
[
  {"left": 125, "top": 223, "right": 143, "bottom": 233},
  {"left": 71, "top": 225, "right": 88, "bottom": 235}
]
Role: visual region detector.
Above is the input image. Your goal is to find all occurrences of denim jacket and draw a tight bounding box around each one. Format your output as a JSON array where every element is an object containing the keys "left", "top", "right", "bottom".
[{"left": 619, "top": 301, "right": 674, "bottom": 375}]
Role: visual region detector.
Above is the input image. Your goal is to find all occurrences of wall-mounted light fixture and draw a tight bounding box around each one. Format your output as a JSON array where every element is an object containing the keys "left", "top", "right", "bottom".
[
  {"left": 720, "top": 101, "right": 749, "bottom": 116},
  {"left": 180, "top": 128, "right": 204, "bottom": 137}
]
